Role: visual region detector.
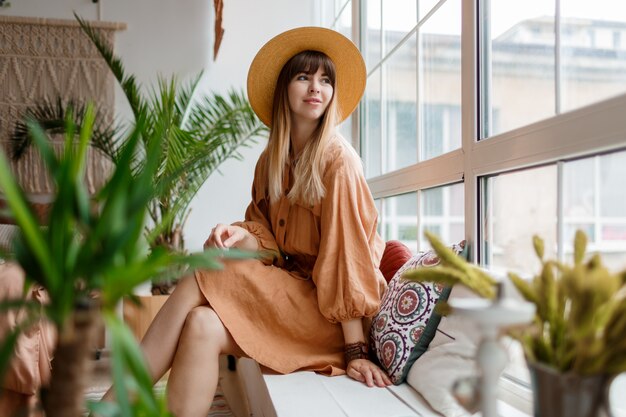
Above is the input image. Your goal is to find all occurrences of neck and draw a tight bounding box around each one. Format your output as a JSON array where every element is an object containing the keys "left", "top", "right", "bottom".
[{"left": 290, "top": 119, "right": 318, "bottom": 157}]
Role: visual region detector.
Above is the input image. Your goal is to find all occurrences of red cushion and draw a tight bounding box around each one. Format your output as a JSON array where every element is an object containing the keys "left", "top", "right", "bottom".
[{"left": 379, "top": 240, "right": 412, "bottom": 283}]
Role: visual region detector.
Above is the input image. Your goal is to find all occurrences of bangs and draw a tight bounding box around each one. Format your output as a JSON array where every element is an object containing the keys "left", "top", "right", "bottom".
[{"left": 285, "top": 50, "right": 336, "bottom": 85}]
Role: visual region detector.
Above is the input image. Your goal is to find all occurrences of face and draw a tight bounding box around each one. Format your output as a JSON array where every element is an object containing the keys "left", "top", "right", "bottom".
[{"left": 287, "top": 67, "right": 334, "bottom": 125}]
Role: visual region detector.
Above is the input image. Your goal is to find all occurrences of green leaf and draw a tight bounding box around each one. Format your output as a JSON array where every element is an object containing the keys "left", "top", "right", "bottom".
[
  {"left": 508, "top": 271, "right": 538, "bottom": 304},
  {"left": 106, "top": 313, "right": 163, "bottom": 417},
  {"left": 87, "top": 400, "right": 120, "bottom": 417},
  {"left": 403, "top": 266, "right": 466, "bottom": 286},
  {"left": 75, "top": 13, "right": 144, "bottom": 121},
  {"left": 573, "top": 229, "right": 587, "bottom": 266},
  {"left": 0, "top": 137, "right": 57, "bottom": 287},
  {"left": 0, "top": 298, "right": 41, "bottom": 315},
  {"left": 424, "top": 230, "right": 470, "bottom": 272},
  {"left": 533, "top": 235, "right": 545, "bottom": 260}
]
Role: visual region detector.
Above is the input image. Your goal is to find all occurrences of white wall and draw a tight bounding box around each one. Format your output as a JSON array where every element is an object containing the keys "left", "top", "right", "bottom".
[
  {"left": 184, "top": 0, "right": 319, "bottom": 250},
  {"left": 1, "top": 0, "right": 318, "bottom": 251}
]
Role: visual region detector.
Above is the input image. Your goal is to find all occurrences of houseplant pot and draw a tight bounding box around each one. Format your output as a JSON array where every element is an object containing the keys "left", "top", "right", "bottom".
[{"left": 528, "top": 361, "right": 612, "bottom": 417}]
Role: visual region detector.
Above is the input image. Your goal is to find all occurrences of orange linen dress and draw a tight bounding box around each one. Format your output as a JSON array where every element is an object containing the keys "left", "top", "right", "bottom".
[{"left": 195, "top": 138, "right": 387, "bottom": 376}]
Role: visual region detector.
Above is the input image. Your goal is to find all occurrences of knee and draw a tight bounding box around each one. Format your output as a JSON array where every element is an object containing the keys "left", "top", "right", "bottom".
[
  {"left": 169, "top": 274, "right": 205, "bottom": 306},
  {"left": 181, "top": 307, "right": 224, "bottom": 344}
]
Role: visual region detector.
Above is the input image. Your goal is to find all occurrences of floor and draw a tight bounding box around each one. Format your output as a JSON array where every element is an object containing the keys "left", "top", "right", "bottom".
[{"left": 85, "top": 353, "right": 250, "bottom": 417}]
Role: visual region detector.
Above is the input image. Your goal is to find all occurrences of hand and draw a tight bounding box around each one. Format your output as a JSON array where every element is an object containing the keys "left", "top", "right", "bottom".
[
  {"left": 346, "top": 358, "right": 392, "bottom": 388},
  {"left": 204, "top": 224, "right": 257, "bottom": 251}
]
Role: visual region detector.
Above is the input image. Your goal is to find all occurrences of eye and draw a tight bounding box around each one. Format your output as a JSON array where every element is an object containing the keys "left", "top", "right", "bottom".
[
  {"left": 296, "top": 74, "right": 308, "bottom": 81},
  {"left": 321, "top": 77, "right": 332, "bottom": 85}
]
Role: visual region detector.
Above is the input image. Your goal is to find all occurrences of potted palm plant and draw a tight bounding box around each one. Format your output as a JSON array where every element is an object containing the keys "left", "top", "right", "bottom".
[
  {"left": 11, "top": 14, "right": 268, "bottom": 295},
  {"left": 0, "top": 107, "right": 247, "bottom": 417},
  {"left": 405, "top": 230, "right": 626, "bottom": 417}
]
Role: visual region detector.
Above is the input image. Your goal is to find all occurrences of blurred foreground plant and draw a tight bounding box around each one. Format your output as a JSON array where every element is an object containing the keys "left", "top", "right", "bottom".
[
  {"left": 508, "top": 231, "right": 626, "bottom": 375},
  {"left": 0, "top": 106, "right": 250, "bottom": 417},
  {"left": 404, "top": 230, "right": 626, "bottom": 376}
]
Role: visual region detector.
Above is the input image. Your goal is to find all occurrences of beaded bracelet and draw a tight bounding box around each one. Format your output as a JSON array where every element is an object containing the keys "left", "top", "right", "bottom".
[{"left": 344, "top": 341, "right": 369, "bottom": 364}]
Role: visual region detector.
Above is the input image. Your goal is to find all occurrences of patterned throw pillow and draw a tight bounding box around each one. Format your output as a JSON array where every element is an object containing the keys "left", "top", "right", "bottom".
[{"left": 370, "top": 241, "right": 465, "bottom": 384}]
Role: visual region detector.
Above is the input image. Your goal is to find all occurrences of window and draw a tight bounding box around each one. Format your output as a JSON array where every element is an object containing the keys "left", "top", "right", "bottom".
[
  {"left": 482, "top": 150, "right": 626, "bottom": 275},
  {"left": 421, "top": 183, "right": 464, "bottom": 249},
  {"left": 483, "top": 0, "right": 556, "bottom": 135},
  {"left": 321, "top": 0, "right": 626, "bottom": 413},
  {"left": 361, "top": 0, "right": 462, "bottom": 179},
  {"left": 376, "top": 183, "right": 464, "bottom": 253},
  {"left": 320, "top": 0, "right": 355, "bottom": 141},
  {"left": 380, "top": 192, "right": 418, "bottom": 251},
  {"left": 483, "top": 165, "right": 558, "bottom": 276},
  {"left": 482, "top": 0, "right": 626, "bottom": 137},
  {"left": 561, "top": 0, "right": 626, "bottom": 112},
  {"left": 562, "top": 151, "right": 626, "bottom": 269}
]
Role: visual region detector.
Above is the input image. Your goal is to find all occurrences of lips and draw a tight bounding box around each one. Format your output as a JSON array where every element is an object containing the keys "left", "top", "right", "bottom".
[{"left": 304, "top": 98, "right": 322, "bottom": 104}]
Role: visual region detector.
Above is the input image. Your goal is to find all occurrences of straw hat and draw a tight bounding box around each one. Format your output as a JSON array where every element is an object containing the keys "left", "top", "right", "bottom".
[{"left": 247, "top": 27, "right": 366, "bottom": 127}]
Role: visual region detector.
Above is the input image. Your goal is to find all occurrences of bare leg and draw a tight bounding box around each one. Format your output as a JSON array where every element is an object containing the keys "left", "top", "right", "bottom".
[
  {"left": 100, "top": 274, "right": 207, "bottom": 402},
  {"left": 166, "top": 306, "right": 246, "bottom": 417}
]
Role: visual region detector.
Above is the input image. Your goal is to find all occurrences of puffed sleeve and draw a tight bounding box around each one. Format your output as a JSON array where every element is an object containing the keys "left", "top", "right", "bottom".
[
  {"left": 232, "top": 154, "right": 281, "bottom": 265},
  {"left": 312, "top": 146, "right": 385, "bottom": 323}
]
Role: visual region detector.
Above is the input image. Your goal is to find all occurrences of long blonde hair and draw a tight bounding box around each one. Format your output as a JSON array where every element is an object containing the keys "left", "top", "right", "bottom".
[{"left": 265, "top": 50, "right": 341, "bottom": 206}]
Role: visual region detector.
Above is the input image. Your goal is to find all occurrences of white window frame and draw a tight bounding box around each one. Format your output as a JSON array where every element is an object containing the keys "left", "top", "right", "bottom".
[
  {"left": 353, "top": 0, "right": 626, "bottom": 261},
  {"left": 317, "top": 1, "right": 626, "bottom": 414},
  {"left": 320, "top": 0, "right": 626, "bottom": 413}
]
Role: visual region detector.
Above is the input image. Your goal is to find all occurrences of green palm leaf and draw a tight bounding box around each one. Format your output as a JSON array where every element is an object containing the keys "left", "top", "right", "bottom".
[{"left": 75, "top": 13, "right": 143, "bottom": 120}]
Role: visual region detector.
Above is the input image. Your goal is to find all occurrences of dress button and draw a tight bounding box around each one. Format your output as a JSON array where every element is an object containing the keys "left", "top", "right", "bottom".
[{"left": 278, "top": 219, "right": 285, "bottom": 227}]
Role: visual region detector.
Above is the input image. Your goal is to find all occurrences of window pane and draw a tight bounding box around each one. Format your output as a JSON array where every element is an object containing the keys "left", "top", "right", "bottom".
[
  {"left": 335, "top": 0, "right": 349, "bottom": 16},
  {"left": 365, "top": 0, "right": 382, "bottom": 69},
  {"left": 599, "top": 151, "right": 626, "bottom": 218},
  {"left": 561, "top": 0, "right": 626, "bottom": 111},
  {"left": 423, "top": 187, "right": 442, "bottom": 216},
  {"left": 485, "top": 0, "right": 556, "bottom": 136},
  {"left": 384, "top": 33, "right": 417, "bottom": 172},
  {"left": 364, "top": 68, "right": 382, "bottom": 178},
  {"left": 382, "top": 192, "right": 418, "bottom": 252},
  {"left": 337, "top": 115, "right": 352, "bottom": 142},
  {"left": 563, "top": 150, "right": 626, "bottom": 271},
  {"left": 382, "top": 0, "right": 417, "bottom": 57},
  {"left": 420, "top": 183, "right": 465, "bottom": 250},
  {"left": 335, "top": 0, "right": 352, "bottom": 40},
  {"left": 321, "top": 0, "right": 336, "bottom": 27},
  {"left": 420, "top": 0, "right": 462, "bottom": 160},
  {"left": 483, "top": 165, "right": 558, "bottom": 275},
  {"left": 418, "top": 0, "right": 440, "bottom": 20},
  {"left": 563, "top": 157, "right": 595, "bottom": 218}
]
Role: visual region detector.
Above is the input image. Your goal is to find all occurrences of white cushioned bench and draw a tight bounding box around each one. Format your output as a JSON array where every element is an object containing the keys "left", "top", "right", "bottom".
[
  {"left": 236, "top": 358, "right": 439, "bottom": 417},
  {"left": 236, "top": 358, "right": 531, "bottom": 417}
]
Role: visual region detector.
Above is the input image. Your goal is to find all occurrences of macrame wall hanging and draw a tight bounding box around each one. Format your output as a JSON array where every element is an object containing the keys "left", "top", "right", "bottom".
[{"left": 0, "top": 16, "right": 124, "bottom": 227}]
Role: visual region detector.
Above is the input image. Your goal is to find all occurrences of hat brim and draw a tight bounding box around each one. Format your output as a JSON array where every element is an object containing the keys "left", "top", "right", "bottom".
[{"left": 247, "top": 27, "right": 366, "bottom": 127}]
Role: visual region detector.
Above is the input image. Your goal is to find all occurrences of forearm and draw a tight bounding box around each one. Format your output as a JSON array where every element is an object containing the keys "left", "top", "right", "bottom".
[
  {"left": 341, "top": 318, "right": 366, "bottom": 344},
  {"left": 341, "top": 317, "right": 391, "bottom": 387}
]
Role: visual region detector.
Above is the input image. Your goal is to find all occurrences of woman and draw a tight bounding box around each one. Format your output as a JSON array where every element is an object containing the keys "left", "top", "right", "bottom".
[{"left": 108, "top": 27, "right": 391, "bottom": 417}]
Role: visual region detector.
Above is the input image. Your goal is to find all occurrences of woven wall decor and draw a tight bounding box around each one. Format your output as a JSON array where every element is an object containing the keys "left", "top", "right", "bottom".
[{"left": 0, "top": 15, "right": 126, "bottom": 196}]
